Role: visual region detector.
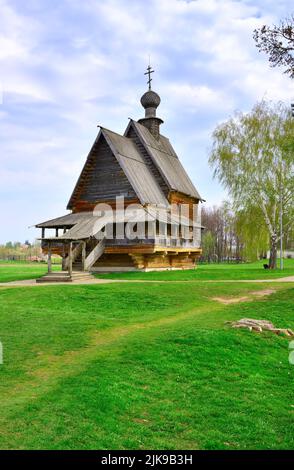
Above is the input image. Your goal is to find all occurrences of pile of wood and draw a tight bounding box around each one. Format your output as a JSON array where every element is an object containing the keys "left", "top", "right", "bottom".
[{"left": 228, "top": 318, "right": 294, "bottom": 336}]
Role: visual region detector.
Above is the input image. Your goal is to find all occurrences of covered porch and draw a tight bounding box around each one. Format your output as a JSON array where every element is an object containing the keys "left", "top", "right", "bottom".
[
  {"left": 37, "top": 237, "right": 105, "bottom": 282},
  {"left": 35, "top": 212, "right": 107, "bottom": 282}
]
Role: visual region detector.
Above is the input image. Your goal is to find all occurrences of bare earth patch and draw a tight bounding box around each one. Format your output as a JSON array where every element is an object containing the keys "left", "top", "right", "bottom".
[
  {"left": 252, "top": 289, "right": 276, "bottom": 297},
  {"left": 212, "top": 288, "right": 276, "bottom": 304}
]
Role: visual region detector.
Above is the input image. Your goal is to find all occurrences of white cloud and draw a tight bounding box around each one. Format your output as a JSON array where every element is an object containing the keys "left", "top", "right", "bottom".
[
  {"left": 0, "top": 0, "right": 49, "bottom": 102},
  {"left": 0, "top": 36, "right": 28, "bottom": 60},
  {"left": 164, "top": 83, "right": 235, "bottom": 113},
  {"left": 2, "top": 76, "right": 53, "bottom": 102}
]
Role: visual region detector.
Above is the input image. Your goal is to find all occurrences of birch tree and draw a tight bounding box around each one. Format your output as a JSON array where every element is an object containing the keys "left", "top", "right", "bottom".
[
  {"left": 209, "top": 101, "right": 294, "bottom": 269},
  {"left": 235, "top": 205, "right": 269, "bottom": 261}
]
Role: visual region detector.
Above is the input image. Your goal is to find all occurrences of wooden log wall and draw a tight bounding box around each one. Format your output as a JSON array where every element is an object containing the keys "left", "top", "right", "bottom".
[
  {"left": 93, "top": 253, "right": 134, "bottom": 268},
  {"left": 70, "top": 135, "right": 138, "bottom": 211},
  {"left": 93, "top": 251, "right": 201, "bottom": 271},
  {"left": 169, "top": 191, "right": 199, "bottom": 220}
]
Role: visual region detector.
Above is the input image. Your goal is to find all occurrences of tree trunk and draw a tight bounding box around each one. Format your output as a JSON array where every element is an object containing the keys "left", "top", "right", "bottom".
[{"left": 269, "top": 233, "right": 277, "bottom": 269}]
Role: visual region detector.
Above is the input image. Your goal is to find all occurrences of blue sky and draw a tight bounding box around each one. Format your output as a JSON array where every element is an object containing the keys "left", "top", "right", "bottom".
[{"left": 0, "top": 0, "right": 293, "bottom": 243}]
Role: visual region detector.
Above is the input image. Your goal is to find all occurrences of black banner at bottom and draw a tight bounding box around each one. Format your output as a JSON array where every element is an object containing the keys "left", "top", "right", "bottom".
[{"left": 0, "top": 450, "right": 293, "bottom": 467}]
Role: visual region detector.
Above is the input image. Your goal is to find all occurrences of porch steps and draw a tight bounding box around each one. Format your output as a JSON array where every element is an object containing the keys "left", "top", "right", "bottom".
[
  {"left": 36, "top": 271, "right": 95, "bottom": 283},
  {"left": 36, "top": 272, "right": 72, "bottom": 283},
  {"left": 72, "top": 261, "right": 83, "bottom": 270},
  {"left": 71, "top": 271, "right": 95, "bottom": 282}
]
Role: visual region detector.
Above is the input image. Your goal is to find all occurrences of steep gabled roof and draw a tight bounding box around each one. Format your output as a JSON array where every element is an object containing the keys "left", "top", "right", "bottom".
[
  {"left": 125, "top": 120, "right": 202, "bottom": 201},
  {"left": 101, "top": 128, "right": 168, "bottom": 207},
  {"left": 67, "top": 128, "right": 168, "bottom": 210}
]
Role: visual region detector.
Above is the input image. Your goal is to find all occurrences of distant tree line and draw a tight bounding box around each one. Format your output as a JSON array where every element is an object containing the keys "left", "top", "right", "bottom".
[
  {"left": 201, "top": 203, "right": 243, "bottom": 263},
  {"left": 200, "top": 202, "right": 293, "bottom": 263},
  {"left": 0, "top": 240, "right": 44, "bottom": 261}
]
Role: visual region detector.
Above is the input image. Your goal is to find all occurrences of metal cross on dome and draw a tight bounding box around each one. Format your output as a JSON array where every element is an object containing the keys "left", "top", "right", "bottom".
[{"left": 144, "top": 65, "right": 154, "bottom": 90}]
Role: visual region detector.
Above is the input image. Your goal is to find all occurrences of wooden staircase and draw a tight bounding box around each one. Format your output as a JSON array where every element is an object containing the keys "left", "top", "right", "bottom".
[
  {"left": 36, "top": 238, "right": 105, "bottom": 283},
  {"left": 72, "top": 252, "right": 83, "bottom": 271}
]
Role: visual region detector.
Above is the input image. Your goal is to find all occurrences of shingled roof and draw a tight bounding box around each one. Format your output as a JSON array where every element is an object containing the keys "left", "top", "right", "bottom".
[
  {"left": 36, "top": 211, "right": 92, "bottom": 228},
  {"left": 67, "top": 127, "right": 169, "bottom": 210},
  {"left": 101, "top": 128, "right": 169, "bottom": 207},
  {"left": 125, "top": 120, "right": 202, "bottom": 201}
]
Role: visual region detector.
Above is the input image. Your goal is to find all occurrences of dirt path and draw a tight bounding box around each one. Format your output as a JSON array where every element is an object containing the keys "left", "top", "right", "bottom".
[
  {"left": 212, "top": 288, "right": 277, "bottom": 304},
  {"left": 0, "top": 275, "right": 293, "bottom": 287},
  {"left": 0, "top": 278, "right": 115, "bottom": 287}
]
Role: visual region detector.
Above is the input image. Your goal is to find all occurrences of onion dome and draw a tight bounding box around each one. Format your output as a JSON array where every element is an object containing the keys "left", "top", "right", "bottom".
[
  {"left": 138, "top": 65, "right": 164, "bottom": 138},
  {"left": 140, "top": 90, "right": 161, "bottom": 110}
]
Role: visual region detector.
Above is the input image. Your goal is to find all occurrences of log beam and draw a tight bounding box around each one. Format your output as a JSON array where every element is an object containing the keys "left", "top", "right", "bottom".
[
  {"left": 82, "top": 241, "right": 86, "bottom": 272},
  {"left": 68, "top": 242, "right": 73, "bottom": 277},
  {"left": 47, "top": 242, "right": 52, "bottom": 273}
]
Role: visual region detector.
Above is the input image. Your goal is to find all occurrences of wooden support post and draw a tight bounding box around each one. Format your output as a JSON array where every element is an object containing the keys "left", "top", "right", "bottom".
[
  {"left": 42, "top": 228, "right": 45, "bottom": 238},
  {"left": 68, "top": 242, "right": 73, "bottom": 277},
  {"left": 82, "top": 241, "right": 86, "bottom": 272},
  {"left": 62, "top": 244, "right": 66, "bottom": 271},
  {"left": 48, "top": 242, "right": 52, "bottom": 273},
  {"left": 56, "top": 228, "right": 59, "bottom": 237}
]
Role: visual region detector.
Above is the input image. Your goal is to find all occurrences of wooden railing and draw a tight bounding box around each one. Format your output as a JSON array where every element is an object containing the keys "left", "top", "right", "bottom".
[
  {"left": 106, "top": 236, "right": 201, "bottom": 249},
  {"left": 64, "top": 242, "right": 83, "bottom": 270},
  {"left": 85, "top": 238, "right": 105, "bottom": 271},
  {"left": 154, "top": 237, "right": 201, "bottom": 248}
]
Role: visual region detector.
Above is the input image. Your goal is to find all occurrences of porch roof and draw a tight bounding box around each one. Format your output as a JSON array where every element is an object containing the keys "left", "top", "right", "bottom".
[
  {"left": 38, "top": 207, "right": 203, "bottom": 242},
  {"left": 36, "top": 211, "right": 93, "bottom": 228}
]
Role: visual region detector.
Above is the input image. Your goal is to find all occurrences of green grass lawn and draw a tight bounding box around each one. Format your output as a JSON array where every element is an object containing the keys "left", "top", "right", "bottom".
[
  {"left": 0, "top": 261, "right": 60, "bottom": 283},
  {"left": 95, "top": 259, "right": 294, "bottom": 281},
  {"left": 0, "top": 259, "right": 293, "bottom": 284},
  {"left": 0, "top": 279, "right": 293, "bottom": 449}
]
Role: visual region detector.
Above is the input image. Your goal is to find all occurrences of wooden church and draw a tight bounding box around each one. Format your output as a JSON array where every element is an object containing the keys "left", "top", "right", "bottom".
[{"left": 36, "top": 68, "right": 203, "bottom": 281}]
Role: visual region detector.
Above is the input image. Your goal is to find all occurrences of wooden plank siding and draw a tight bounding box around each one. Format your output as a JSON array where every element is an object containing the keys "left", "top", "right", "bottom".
[
  {"left": 69, "top": 135, "right": 138, "bottom": 212},
  {"left": 78, "top": 136, "right": 137, "bottom": 202},
  {"left": 169, "top": 191, "right": 199, "bottom": 220}
]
